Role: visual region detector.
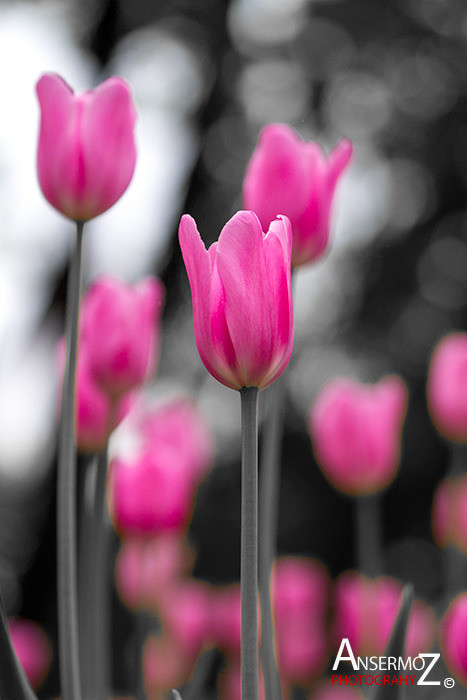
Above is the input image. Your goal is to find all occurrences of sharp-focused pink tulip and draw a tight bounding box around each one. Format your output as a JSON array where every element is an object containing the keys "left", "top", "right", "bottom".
[
  {"left": 179, "top": 210, "right": 294, "bottom": 391},
  {"left": 110, "top": 446, "right": 194, "bottom": 536},
  {"left": 308, "top": 376, "right": 408, "bottom": 496},
  {"left": 333, "top": 572, "right": 436, "bottom": 658},
  {"left": 243, "top": 124, "right": 352, "bottom": 268},
  {"left": 427, "top": 333, "right": 467, "bottom": 443},
  {"left": 432, "top": 475, "right": 467, "bottom": 555},
  {"left": 440, "top": 593, "right": 467, "bottom": 686},
  {"left": 140, "top": 396, "right": 213, "bottom": 483},
  {"left": 80, "top": 276, "right": 164, "bottom": 397},
  {"left": 8, "top": 618, "right": 52, "bottom": 690},
  {"left": 36, "top": 73, "right": 137, "bottom": 221},
  {"left": 272, "top": 557, "right": 329, "bottom": 684},
  {"left": 115, "top": 533, "right": 193, "bottom": 610}
]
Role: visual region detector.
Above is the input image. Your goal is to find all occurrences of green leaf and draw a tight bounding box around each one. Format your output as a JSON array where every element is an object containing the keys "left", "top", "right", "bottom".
[
  {"left": 0, "top": 592, "right": 38, "bottom": 700},
  {"left": 370, "top": 585, "right": 414, "bottom": 700}
]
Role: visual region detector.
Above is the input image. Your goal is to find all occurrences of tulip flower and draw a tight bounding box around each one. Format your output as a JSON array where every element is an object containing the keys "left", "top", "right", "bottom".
[
  {"left": 110, "top": 446, "right": 195, "bottom": 536},
  {"left": 140, "top": 396, "right": 213, "bottom": 484},
  {"left": 432, "top": 475, "right": 467, "bottom": 555},
  {"left": 440, "top": 593, "right": 467, "bottom": 686},
  {"left": 115, "top": 533, "right": 193, "bottom": 611},
  {"left": 427, "top": 332, "right": 467, "bottom": 443},
  {"left": 179, "top": 210, "right": 294, "bottom": 392},
  {"left": 80, "top": 276, "right": 164, "bottom": 397},
  {"left": 8, "top": 619, "right": 52, "bottom": 691},
  {"left": 333, "top": 572, "right": 436, "bottom": 659},
  {"left": 36, "top": 73, "right": 137, "bottom": 221},
  {"left": 272, "top": 557, "right": 329, "bottom": 686},
  {"left": 243, "top": 124, "right": 352, "bottom": 268},
  {"left": 308, "top": 376, "right": 408, "bottom": 496}
]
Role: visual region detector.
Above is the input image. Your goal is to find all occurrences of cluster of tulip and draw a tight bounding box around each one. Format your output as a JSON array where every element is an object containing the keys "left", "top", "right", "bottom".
[{"left": 1, "top": 67, "right": 466, "bottom": 700}]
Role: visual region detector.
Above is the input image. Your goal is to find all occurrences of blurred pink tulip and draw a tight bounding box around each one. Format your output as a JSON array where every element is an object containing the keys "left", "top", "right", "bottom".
[
  {"left": 440, "top": 592, "right": 467, "bottom": 686},
  {"left": 179, "top": 210, "right": 294, "bottom": 391},
  {"left": 159, "top": 580, "right": 212, "bottom": 664},
  {"left": 427, "top": 333, "right": 467, "bottom": 443},
  {"left": 218, "top": 660, "right": 265, "bottom": 700},
  {"left": 115, "top": 533, "right": 193, "bottom": 610},
  {"left": 143, "top": 633, "right": 191, "bottom": 694},
  {"left": 272, "top": 557, "right": 329, "bottom": 684},
  {"left": 80, "top": 276, "right": 164, "bottom": 397},
  {"left": 57, "top": 339, "right": 132, "bottom": 453},
  {"left": 140, "top": 396, "right": 213, "bottom": 483},
  {"left": 333, "top": 572, "right": 436, "bottom": 658},
  {"left": 210, "top": 584, "right": 243, "bottom": 657},
  {"left": 312, "top": 686, "right": 365, "bottom": 700},
  {"left": 243, "top": 124, "right": 352, "bottom": 268},
  {"left": 110, "top": 447, "right": 194, "bottom": 536},
  {"left": 432, "top": 475, "right": 467, "bottom": 555},
  {"left": 36, "top": 73, "right": 137, "bottom": 221},
  {"left": 8, "top": 618, "right": 52, "bottom": 690},
  {"left": 308, "top": 376, "right": 408, "bottom": 496}
]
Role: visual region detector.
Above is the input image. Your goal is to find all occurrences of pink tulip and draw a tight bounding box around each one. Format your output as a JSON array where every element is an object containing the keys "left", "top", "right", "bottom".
[
  {"left": 427, "top": 333, "right": 467, "bottom": 443},
  {"left": 143, "top": 633, "right": 191, "bottom": 693},
  {"left": 179, "top": 210, "right": 294, "bottom": 391},
  {"left": 218, "top": 661, "right": 265, "bottom": 700},
  {"left": 8, "top": 618, "right": 52, "bottom": 690},
  {"left": 313, "top": 686, "right": 365, "bottom": 700},
  {"left": 140, "top": 396, "right": 213, "bottom": 483},
  {"left": 80, "top": 276, "right": 164, "bottom": 397},
  {"left": 333, "top": 572, "right": 436, "bottom": 659},
  {"left": 308, "top": 376, "right": 408, "bottom": 496},
  {"left": 110, "top": 446, "right": 194, "bottom": 536},
  {"left": 115, "top": 533, "right": 193, "bottom": 610},
  {"left": 440, "top": 593, "right": 467, "bottom": 686},
  {"left": 210, "top": 584, "right": 243, "bottom": 657},
  {"left": 243, "top": 124, "right": 352, "bottom": 268},
  {"left": 432, "top": 475, "right": 467, "bottom": 555},
  {"left": 36, "top": 73, "right": 137, "bottom": 221},
  {"left": 158, "top": 580, "right": 212, "bottom": 664},
  {"left": 57, "top": 339, "right": 133, "bottom": 453},
  {"left": 272, "top": 557, "right": 329, "bottom": 684}
]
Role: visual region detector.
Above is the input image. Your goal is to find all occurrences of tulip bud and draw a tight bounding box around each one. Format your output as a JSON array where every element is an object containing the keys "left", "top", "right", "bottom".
[
  {"left": 308, "top": 376, "right": 408, "bottom": 496},
  {"left": 80, "top": 276, "right": 164, "bottom": 397},
  {"left": 440, "top": 592, "right": 467, "bottom": 686},
  {"left": 179, "top": 211, "right": 294, "bottom": 391},
  {"left": 243, "top": 124, "right": 352, "bottom": 268},
  {"left": 427, "top": 333, "right": 467, "bottom": 443},
  {"left": 36, "top": 73, "right": 137, "bottom": 221}
]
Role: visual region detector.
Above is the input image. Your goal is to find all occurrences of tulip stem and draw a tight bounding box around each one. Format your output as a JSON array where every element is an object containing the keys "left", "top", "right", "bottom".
[
  {"left": 88, "top": 445, "right": 110, "bottom": 700},
  {"left": 57, "top": 220, "right": 85, "bottom": 700},
  {"left": 356, "top": 494, "right": 383, "bottom": 577},
  {"left": 259, "top": 379, "right": 285, "bottom": 700},
  {"left": 240, "top": 386, "right": 260, "bottom": 700}
]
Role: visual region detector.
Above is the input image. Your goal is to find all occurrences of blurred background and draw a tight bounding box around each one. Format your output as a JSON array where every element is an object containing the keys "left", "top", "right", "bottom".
[{"left": 0, "top": 0, "right": 467, "bottom": 696}]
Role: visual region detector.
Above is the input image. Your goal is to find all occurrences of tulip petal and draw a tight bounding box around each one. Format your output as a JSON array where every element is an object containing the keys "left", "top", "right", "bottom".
[
  {"left": 216, "top": 211, "right": 274, "bottom": 387},
  {"left": 179, "top": 215, "right": 240, "bottom": 389},
  {"left": 80, "top": 78, "right": 137, "bottom": 218}
]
